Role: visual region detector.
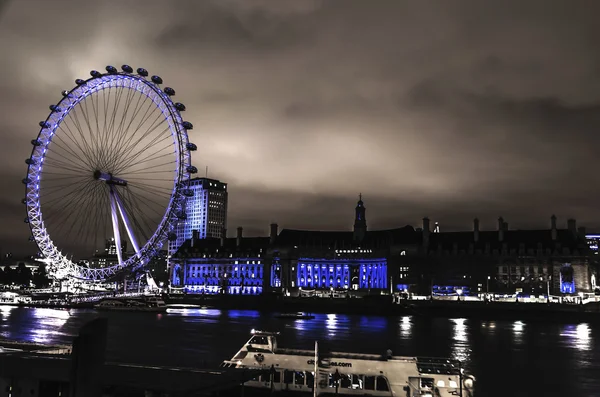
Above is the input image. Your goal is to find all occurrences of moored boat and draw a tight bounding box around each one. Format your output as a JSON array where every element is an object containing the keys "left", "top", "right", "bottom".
[
  {"left": 220, "top": 330, "right": 475, "bottom": 397},
  {"left": 274, "top": 312, "right": 315, "bottom": 320},
  {"left": 94, "top": 296, "right": 167, "bottom": 312}
]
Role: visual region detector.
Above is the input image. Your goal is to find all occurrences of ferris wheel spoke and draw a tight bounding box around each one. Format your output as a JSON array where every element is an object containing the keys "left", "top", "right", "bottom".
[
  {"left": 111, "top": 113, "right": 169, "bottom": 171},
  {"left": 126, "top": 181, "right": 174, "bottom": 196},
  {"left": 39, "top": 177, "right": 91, "bottom": 194},
  {"left": 122, "top": 185, "right": 167, "bottom": 220},
  {"left": 105, "top": 86, "right": 129, "bottom": 154},
  {"left": 60, "top": 116, "right": 97, "bottom": 169},
  {"left": 114, "top": 129, "right": 172, "bottom": 173},
  {"left": 119, "top": 187, "right": 157, "bottom": 242},
  {"left": 108, "top": 87, "right": 140, "bottom": 156},
  {"left": 42, "top": 158, "right": 89, "bottom": 174},
  {"left": 52, "top": 126, "right": 97, "bottom": 169},
  {"left": 114, "top": 144, "right": 174, "bottom": 174},
  {"left": 67, "top": 105, "right": 99, "bottom": 167},
  {"left": 62, "top": 185, "right": 104, "bottom": 243},
  {"left": 102, "top": 87, "right": 134, "bottom": 170},
  {"left": 45, "top": 180, "right": 98, "bottom": 233},
  {"left": 80, "top": 91, "right": 110, "bottom": 170},
  {"left": 87, "top": 87, "right": 101, "bottom": 155},
  {"left": 119, "top": 160, "right": 176, "bottom": 175},
  {"left": 112, "top": 188, "right": 141, "bottom": 256},
  {"left": 108, "top": 100, "right": 157, "bottom": 168},
  {"left": 127, "top": 184, "right": 174, "bottom": 201},
  {"left": 76, "top": 185, "right": 104, "bottom": 250},
  {"left": 117, "top": 188, "right": 150, "bottom": 247},
  {"left": 42, "top": 183, "right": 94, "bottom": 213}
]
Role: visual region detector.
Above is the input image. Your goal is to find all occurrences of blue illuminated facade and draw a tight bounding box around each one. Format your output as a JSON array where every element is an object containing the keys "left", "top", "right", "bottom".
[
  {"left": 559, "top": 264, "right": 576, "bottom": 294},
  {"left": 295, "top": 259, "right": 387, "bottom": 290},
  {"left": 169, "top": 231, "right": 268, "bottom": 295}
]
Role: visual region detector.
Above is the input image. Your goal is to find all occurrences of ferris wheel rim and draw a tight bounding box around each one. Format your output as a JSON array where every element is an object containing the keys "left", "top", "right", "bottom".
[{"left": 23, "top": 68, "right": 194, "bottom": 281}]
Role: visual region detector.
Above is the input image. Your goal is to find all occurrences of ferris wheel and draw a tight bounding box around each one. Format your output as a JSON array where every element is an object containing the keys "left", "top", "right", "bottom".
[{"left": 22, "top": 65, "right": 198, "bottom": 281}]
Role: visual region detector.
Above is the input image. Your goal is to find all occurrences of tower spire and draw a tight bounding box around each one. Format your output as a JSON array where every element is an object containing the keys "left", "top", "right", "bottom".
[{"left": 353, "top": 194, "right": 367, "bottom": 241}]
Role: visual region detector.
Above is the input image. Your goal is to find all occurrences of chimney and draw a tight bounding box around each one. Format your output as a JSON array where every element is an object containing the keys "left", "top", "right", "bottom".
[
  {"left": 567, "top": 219, "right": 576, "bottom": 235},
  {"left": 191, "top": 229, "right": 199, "bottom": 247},
  {"left": 551, "top": 215, "right": 557, "bottom": 241},
  {"left": 270, "top": 223, "right": 278, "bottom": 244},
  {"left": 498, "top": 217, "right": 504, "bottom": 241},
  {"left": 473, "top": 218, "right": 480, "bottom": 242},
  {"left": 220, "top": 228, "right": 227, "bottom": 247},
  {"left": 422, "top": 217, "right": 430, "bottom": 247},
  {"left": 236, "top": 227, "right": 243, "bottom": 247}
]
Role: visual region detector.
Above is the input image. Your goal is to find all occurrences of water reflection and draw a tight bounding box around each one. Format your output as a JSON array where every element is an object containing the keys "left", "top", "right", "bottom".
[
  {"left": 513, "top": 321, "right": 525, "bottom": 345},
  {"left": 561, "top": 323, "right": 592, "bottom": 352},
  {"left": 450, "top": 318, "right": 470, "bottom": 362},
  {"left": 399, "top": 316, "right": 412, "bottom": 338},
  {"left": 295, "top": 319, "right": 310, "bottom": 332},
  {"left": 29, "top": 308, "right": 71, "bottom": 343},
  {"left": 326, "top": 314, "right": 338, "bottom": 337},
  {"left": 0, "top": 305, "right": 17, "bottom": 322},
  {"left": 359, "top": 316, "right": 387, "bottom": 331}
]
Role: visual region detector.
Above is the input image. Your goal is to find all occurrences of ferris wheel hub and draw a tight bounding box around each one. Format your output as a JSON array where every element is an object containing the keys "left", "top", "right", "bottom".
[{"left": 93, "top": 170, "right": 128, "bottom": 186}]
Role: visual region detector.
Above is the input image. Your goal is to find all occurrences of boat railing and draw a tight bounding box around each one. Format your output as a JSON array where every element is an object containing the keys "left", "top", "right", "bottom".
[
  {"left": 274, "top": 347, "right": 314, "bottom": 357},
  {"left": 416, "top": 357, "right": 461, "bottom": 375}
]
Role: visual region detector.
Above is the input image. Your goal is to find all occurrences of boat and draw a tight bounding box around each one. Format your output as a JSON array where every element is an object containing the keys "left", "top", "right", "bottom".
[
  {"left": 274, "top": 312, "right": 315, "bottom": 320},
  {"left": 220, "top": 330, "right": 475, "bottom": 397},
  {"left": 94, "top": 296, "right": 167, "bottom": 312},
  {"left": 166, "top": 303, "right": 207, "bottom": 309}
]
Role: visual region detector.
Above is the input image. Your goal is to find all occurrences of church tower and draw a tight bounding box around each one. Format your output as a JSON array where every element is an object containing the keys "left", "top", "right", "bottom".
[{"left": 353, "top": 194, "right": 367, "bottom": 241}]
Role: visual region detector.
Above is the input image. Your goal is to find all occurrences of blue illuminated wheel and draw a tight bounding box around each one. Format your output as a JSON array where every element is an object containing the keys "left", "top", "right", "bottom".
[{"left": 23, "top": 65, "right": 197, "bottom": 281}]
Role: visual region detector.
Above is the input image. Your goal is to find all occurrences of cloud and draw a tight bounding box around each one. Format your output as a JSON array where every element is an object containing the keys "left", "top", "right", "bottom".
[{"left": 2, "top": 0, "right": 600, "bottom": 258}]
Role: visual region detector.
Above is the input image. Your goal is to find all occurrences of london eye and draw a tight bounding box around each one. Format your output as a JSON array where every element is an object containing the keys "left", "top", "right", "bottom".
[{"left": 23, "top": 65, "right": 197, "bottom": 281}]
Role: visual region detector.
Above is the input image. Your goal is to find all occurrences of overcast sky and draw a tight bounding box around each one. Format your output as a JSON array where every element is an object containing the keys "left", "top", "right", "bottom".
[{"left": 2, "top": 0, "right": 600, "bottom": 255}]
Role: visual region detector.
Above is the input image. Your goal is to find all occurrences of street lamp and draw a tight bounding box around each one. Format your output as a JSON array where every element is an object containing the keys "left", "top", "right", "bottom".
[
  {"left": 487, "top": 276, "right": 490, "bottom": 294},
  {"left": 456, "top": 288, "right": 463, "bottom": 301}
]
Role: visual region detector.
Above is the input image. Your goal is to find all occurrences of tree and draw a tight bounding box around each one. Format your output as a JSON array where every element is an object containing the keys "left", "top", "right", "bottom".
[
  {"left": 1, "top": 265, "right": 15, "bottom": 286},
  {"left": 33, "top": 264, "right": 52, "bottom": 289},
  {"left": 15, "top": 263, "right": 33, "bottom": 287}
]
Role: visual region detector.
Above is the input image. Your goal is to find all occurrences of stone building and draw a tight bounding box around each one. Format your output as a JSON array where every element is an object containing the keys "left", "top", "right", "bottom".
[
  {"left": 169, "top": 197, "right": 597, "bottom": 297},
  {"left": 410, "top": 216, "right": 596, "bottom": 296}
]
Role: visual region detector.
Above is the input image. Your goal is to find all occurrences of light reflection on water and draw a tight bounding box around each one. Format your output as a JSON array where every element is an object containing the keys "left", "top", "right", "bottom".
[
  {"left": 326, "top": 313, "right": 338, "bottom": 337},
  {"left": 399, "top": 316, "right": 412, "bottom": 338},
  {"left": 450, "top": 318, "right": 471, "bottom": 362},
  {"left": 561, "top": 323, "right": 592, "bottom": 352},
  {"left": 1, "top": 307, "right": 71, "bottom": 343},
  {"left": 513, "top": 320, "right": 525, "bottom": 345}
]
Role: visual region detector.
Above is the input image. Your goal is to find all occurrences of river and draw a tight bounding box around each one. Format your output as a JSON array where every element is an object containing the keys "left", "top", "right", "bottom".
[{"left": 0, "top": 305, "right": 597, "bottom": 396}]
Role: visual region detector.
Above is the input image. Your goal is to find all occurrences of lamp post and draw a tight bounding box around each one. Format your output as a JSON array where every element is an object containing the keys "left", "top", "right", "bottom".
[
  {"left": 486, "top": 276, "right": 490, "bottom": 294},
  {"left": 546, "top": 275, "right": 551, "bottom": 303}
]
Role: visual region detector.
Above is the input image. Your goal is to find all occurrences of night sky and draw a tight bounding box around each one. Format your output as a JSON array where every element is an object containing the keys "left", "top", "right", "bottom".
[{"left": 2, "top": 0, "right": 600, "bottom": 256}]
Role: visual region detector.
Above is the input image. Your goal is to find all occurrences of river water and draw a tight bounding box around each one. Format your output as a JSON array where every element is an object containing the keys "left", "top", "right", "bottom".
[{"left": 0, "top": 305, "right": 597, "bottom": 397}]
